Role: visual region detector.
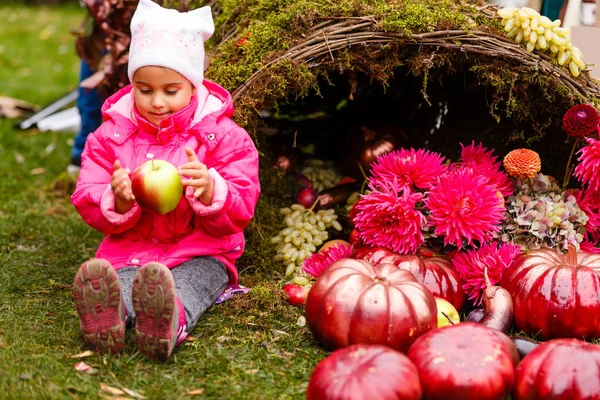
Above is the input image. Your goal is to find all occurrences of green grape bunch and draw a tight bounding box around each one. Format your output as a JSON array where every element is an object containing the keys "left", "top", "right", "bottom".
[
  {"left": 499, "top": 7, "right": 585, "bottom": 77},
  {"left": 270, "top": 204, "right": 343, "bottom": 278},
  {"left": 301, "top": 159, "right": 341, "bottom": 192}
]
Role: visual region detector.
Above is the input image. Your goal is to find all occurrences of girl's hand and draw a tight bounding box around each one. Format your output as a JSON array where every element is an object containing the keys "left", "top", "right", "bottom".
[
  {"left": 111, "top": 160, "right": 135, "bottom": 214},
  {"left": 179, "top": 147, "right": 214, "bottom": 206}
]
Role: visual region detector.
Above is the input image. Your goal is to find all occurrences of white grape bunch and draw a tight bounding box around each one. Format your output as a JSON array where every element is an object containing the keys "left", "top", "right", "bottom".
[
  {"left": 300, "top": 159, "right": 341, "bottom": 192},
  {"left": 498, "top": 7, "right": 585, "bottom": 77},
  {"left": 270, "top": 204, "right": 343, "bottom": 277}
]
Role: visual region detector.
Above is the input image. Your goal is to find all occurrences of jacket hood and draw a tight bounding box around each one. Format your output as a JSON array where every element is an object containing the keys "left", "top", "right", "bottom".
[{"left": 101, "top": 79, "right": 234, "bottom": 134}]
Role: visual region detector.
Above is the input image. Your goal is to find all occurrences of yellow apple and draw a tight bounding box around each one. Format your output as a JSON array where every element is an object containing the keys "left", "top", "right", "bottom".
[
  {"left": 131, "top": 159, "right": 183, "bottom": 215},
  {"left": 435, "top": 297, "right": 460, "bottom": 328}
]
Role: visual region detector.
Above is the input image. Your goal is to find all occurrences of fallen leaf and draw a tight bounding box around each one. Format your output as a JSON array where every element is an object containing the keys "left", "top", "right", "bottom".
[
  {"left": 100, "top": 383, "right": 125, "bottom": 396},
  {"left": 296, "top": 316, "right": 306, "bottom": 327},
  {"left": 18, "top": 373, "right": 32, "bottom": 380},
  {"left": 44, "top": 143, "right": 56, "bottom": 154},
  {"left": 14, "top": 152, "right": 24, "bottom": 164},
  {"left": 71, "top": 350, "right": 95, "bottom": 359},
  {"left": 30, "top": 167, "right": 46, "bottom": 175},
  {"left": 184, "top": 336, "right": 198, "bottom": 342},
  {"left": 185, "top": 389, "right": 204, "bottom": 396},
  {"left": 122, "top": 387, "right": 147, "bottom": 399},
  {"left": 245, "top": 369, "right": 259, "bottom": 375},
  {"left": 216, "top": 335, "right": 231, "bottom": 343}
]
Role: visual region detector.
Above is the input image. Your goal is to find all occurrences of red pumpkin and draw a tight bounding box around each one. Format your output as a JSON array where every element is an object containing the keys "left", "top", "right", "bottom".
[
  {"left": 501, "top": 245, "right": 600, "bottom": 340},
  {"left": 305, "top": 258, "right": 437, "bottom": 352},
  {"left": 307, "top": 344, "right": 422, "bottom": 400},
  {"left": 408, "top": 323, "right": 517, "bottom": 400},
  {"left": 352, "top": 246, "right": 465, "bottom": 312},
  {"left": 513, "top": 338, "right": 600, "bottom": 400}
]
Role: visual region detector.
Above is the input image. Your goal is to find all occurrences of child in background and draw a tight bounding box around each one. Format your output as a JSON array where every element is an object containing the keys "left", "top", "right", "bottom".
[{"left": 71, "top": 0, "right": 260, "bottom": 361}]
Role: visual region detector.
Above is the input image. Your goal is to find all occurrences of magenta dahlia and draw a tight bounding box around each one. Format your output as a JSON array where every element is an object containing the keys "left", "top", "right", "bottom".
[
  {"left": 460, "top": 141, "right": 499, "bottom": 167},
  {"left": 302, "top": 242, "right": 353, "bottom": 278},
  {"left": 368, "top": 148, "right": 446, "bottom": 191},
  {"left": 452, "top": 242, "right": 521, "bottom": 305},
  {"left": 573, "top": 188, "right": 600, "bottom": 242},
  {"left": 353, "top": 180, "right": 426, "bottom": 254},
  {"left": 461, "top": 160, "right": 514, "bottom": 198},
  {"left": 575, "top": 138, "right": 600, "bottom": 193},
  {"left": 424, "top": 167, "right": 505, "bottom": 247}
]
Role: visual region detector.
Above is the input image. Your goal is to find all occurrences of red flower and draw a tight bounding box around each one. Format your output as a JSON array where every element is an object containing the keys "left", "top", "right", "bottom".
[
  {"left": 575, "top": 138, "right": 600, "bottom": 193},
  {"left": 425, "top": 168, "right": 505, "bottom": 247},
  {"left": 302, "top": 242, "right": 353, "bottom": 278},
  {"left": 563, "top": 104, "right": 600, "bottom": 138},
  {"left": 353, "top": 180, "right": 426, "bottom": 254},
  {"left": 368, "top": 148, "right": 446, "bottom": 191},
  {"left": 461, "top": 141, "right": 499, "bottom": 167},
  {"left": 452, "top": 242, "right": 521, "bottom": 305}
]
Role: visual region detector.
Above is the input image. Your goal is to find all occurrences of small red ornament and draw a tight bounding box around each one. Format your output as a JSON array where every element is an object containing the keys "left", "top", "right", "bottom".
[
  {"left": 282, "top": 283, "right": 308, "bottom": 306},
  {"left": 563, "top": 104, "right": 600, "bottom": 138}
]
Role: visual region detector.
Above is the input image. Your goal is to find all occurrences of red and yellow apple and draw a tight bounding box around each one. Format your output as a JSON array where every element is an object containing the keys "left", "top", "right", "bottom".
[
  {"left": 132, "top": 159, "right": 183, "bottom": 215},
  {"left": 435, "top": 297, "right": 460, "bottom": 328}
]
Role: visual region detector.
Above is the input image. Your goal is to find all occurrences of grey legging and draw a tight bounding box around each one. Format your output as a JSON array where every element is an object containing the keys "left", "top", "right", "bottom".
[{"left": 117, "top": 257, "right": 229, "bottom": 332}]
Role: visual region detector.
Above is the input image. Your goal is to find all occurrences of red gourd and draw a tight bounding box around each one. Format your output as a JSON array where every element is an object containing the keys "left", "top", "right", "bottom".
[
  {"left": 351, "top": 246, "right": 465, "bottom": 312},
  {"left": 513, "top": 338, "right": 600, "bottom": 400},
  {"left": 305, "top": 258, "right": 437, "bottom": 352},
  {"left": 501, "top": 245, "right": 600, "bottom": 340},
  {"left": 407, "top": 323, "right": 517, "bottom": 400},
  {"left": 306, "top": 344, "right": 422, "bottom": 400}
]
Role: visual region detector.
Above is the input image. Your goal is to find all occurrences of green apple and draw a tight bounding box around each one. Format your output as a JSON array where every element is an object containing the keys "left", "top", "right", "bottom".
[
  {"left": 131, "top": 159, "right": 183, "bottom": 215},
  {"left": 435, "top": 297, "right": 460, "bottom": 328}
]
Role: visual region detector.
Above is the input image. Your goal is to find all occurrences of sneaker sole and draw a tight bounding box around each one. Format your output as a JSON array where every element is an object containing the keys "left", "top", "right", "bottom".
[
  {"left": 73, "top": 258, "right": 125, "bottom": 354},
  {"left": 132, "top": 262, "right": 177, "bottom": 362}
]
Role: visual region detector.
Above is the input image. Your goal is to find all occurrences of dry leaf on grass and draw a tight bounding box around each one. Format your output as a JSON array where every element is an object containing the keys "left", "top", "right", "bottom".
[
  {"left": 70, "top": 350, "right": 94, "bottom": 359},
  {"left": 74, "top": 361, "right": 99, "bottom": 375},
  {"left": 122, "top": 388, "right": 147, "bottom": 399},
  {"left": 30, "top": 167, "right": 46, "bottom": 175},
  {"left": 100, "top": 383, "right": 125, "bottom": 396},
  {"left": 185, "top": 389, "right": 204, "bottom": 396}
]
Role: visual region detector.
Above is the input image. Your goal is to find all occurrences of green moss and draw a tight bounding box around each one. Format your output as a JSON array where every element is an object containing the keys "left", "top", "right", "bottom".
[{"left": 181, "top": 0, "right": 600, "bottom": 153}]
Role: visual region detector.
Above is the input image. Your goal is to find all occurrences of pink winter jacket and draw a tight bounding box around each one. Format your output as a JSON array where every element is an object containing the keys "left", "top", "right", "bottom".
[{"left": 71, "top": 80, "right": 260, "bottom": 284}]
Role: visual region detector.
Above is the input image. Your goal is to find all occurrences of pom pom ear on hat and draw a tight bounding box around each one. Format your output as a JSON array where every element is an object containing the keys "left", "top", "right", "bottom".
[{"left": 127, "top": 0, "right": 214, "bottom": 89}]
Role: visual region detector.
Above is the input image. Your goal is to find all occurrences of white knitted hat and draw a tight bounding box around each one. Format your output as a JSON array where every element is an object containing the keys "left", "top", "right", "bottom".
[{"left": 127, "top": 0, "right": 214, "bottom": 89}]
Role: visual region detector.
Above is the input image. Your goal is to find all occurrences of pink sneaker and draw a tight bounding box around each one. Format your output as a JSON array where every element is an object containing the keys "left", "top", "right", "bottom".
[
  {"left": 73, "top": 258, "right": 125, "bottom": 354},
  {"left": 132, "top": 262, "right": 178, "bottom": 362}
]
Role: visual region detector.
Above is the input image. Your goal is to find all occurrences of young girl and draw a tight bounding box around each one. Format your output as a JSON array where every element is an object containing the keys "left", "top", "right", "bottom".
[{"left": 71, "top": 0, "right": 260, "bottom": 362}]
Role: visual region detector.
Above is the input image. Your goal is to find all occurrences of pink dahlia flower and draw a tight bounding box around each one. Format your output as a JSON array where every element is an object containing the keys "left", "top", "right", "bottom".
[
  {"left": 580, "top": 241, "right": 600, "bottom": 254},
  {"left": 573, "top": 188, "right": 600, "bottom": 242},
  {"left": 425, "top": 168, "right": 505, "bottom": 247},
  {"left": 353, "top": 181, "right": 426, "bottom": 254},
  {"left": 575, "top": 138, "right": 600, "bottom": 193},
  {"left": 461, "top": 160, "right": 514, "bottom": 198},
  {"left": 368, "top": 148, "right": 446, "bottom": 191},
  {"left": 302, "top": 242, "right": 353, "bottom": 278},
  {"left": 452, "top": 242, "right": 521, "bottom": 305},
  {"left": 460, "top": 141, "right": 499, "bottom": 167}
]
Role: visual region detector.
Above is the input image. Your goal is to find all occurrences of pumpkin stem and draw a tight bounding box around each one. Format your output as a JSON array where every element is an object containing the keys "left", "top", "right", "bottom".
[
  {"left": 483, "top": 266, "right": 492, "bottom": 287},
  {"left": 566, "top": 244, "right": 578, "bottom": 268},
  {"left": 442, "top": 312, "right": 456, "bottom": 325}
]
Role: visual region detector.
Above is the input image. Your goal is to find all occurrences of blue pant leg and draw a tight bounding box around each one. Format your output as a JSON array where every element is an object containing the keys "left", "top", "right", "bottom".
[{"left": 71, "top": 60, "right": 104, "bottom": 165}]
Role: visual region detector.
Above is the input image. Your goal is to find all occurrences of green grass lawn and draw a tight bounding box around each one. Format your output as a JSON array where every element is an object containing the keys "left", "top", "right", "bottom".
[{"left": 0, "top": 3, "right": 325, "bottom": 399}]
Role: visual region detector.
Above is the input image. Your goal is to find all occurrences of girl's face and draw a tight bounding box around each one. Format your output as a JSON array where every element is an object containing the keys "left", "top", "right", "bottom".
[{"left": 133, "top": 66, "right": 195, "bottom": 126}]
